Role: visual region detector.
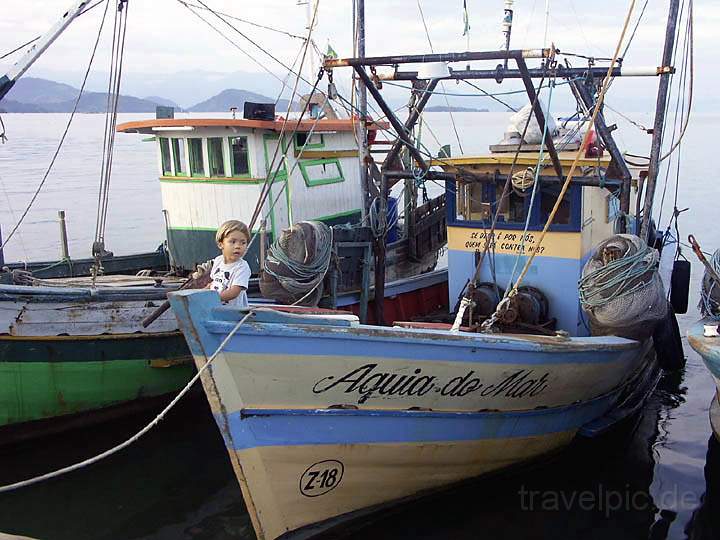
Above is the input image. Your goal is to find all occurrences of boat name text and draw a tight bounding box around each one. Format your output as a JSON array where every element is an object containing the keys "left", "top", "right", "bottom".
[{"left": 312, "top": 364, "right": 550, "bottom": 404}]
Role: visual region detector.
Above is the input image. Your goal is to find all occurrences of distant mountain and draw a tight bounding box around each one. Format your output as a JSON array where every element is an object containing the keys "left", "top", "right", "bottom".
[
  {"left": 0, "top": 77, "right": 299, "bottom": 114},
  {"left": 1, "top": 77, "right": 163, "bottom": 113},
  {"left": 188, "top": 88, "right": 297, "bottom": 113},
  {"left": 145, "top": 95, "right": 181, "bottom": 109},
  {"left": 5, "top": 78, "right": 79, "bottom": 104}
]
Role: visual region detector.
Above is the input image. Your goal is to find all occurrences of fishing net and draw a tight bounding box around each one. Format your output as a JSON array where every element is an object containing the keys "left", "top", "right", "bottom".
[
  {"left": 700, "top": 249, "right": 720, "bottom": 320},
  {"left": 579, "top": 234, "right": 667, "bottom": 340},
  {"left": 260, "top": 221, "right": 333, "bottom": 306}
]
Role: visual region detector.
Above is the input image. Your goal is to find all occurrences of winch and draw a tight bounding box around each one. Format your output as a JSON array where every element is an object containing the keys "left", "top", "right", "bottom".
[{"left": 463, "top": 283, "right": 553, "bottom": 333}]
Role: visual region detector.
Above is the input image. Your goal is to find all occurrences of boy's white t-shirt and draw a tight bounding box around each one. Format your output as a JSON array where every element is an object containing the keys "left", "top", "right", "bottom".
[{"left": 209, "top": 255, "right": 251, "bottom": 308}]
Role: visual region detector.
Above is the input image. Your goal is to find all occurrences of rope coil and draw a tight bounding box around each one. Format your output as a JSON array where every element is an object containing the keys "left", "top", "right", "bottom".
[{"left": 579, "top": 241, "right": 658, "bottom": 309}]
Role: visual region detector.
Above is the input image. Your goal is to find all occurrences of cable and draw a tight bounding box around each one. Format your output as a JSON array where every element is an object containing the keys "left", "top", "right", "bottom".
[
  {"left": 416, "top": 0, "right": 464, "bottom": 154},
  {"left": 0, "top": 0, "right": 112, "bottom": 253},
  {"left": 659, "top": 0, "right": 692, "bottom": 162},
  {"left": 0, "top": 0, "right": 105, "bottom": 60},
  {"left": 178, "top": 0, "right": 307, "bottom": 40},
  {"left": 462, "top": 80, "right": 518, "bottom": 112},
  {"left": 0, "top": 310, "right": 254, "bottom": 494},
  {"left": 498, "top": 0, "right": 637, "bottom": 309}
]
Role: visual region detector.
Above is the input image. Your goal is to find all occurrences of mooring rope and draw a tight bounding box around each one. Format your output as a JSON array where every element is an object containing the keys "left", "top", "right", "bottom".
[{"left": 0, "top": 311, "right": 254, "bottom": 494}]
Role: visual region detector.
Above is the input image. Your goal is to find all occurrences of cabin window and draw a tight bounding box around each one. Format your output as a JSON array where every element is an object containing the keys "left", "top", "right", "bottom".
[
  {"left": 299, "top": 158, "right": 344, "bottom": 187},
  {"left": 171, "top": 138, "right": 187, "bottom": 176},
  {"left": 295, "top": 132, "right": 324, "bottom": 150},
  {"left": 208, "top": 137, "right": 225, "bottom": 177},
  {"left": 229, "top": 136, "right": 250, "bottom": 176},
  {"left": 539, "top": 185, "right": 571, "bottom": 225},
  {"left": 159, "top": 138, "right": 172, "bottom": 175},
  {"left": 455, "top": 180, "right": 526, "bottom": 224},
  {"left": 188, "top": 138, "right": 204, "bottom": 177},
  {"left": 453, "top": 178, "right": 581, "bottom": 230}
]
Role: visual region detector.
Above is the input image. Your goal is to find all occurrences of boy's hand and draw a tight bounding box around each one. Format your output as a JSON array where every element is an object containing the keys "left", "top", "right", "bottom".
[{"left": 191, "top": 259, "right": 213, "bottom": 280}]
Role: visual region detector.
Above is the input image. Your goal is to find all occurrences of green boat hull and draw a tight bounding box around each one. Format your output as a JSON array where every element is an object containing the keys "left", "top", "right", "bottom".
[{"left": 0, "top": 332, "right": 193, "bottom": 429}]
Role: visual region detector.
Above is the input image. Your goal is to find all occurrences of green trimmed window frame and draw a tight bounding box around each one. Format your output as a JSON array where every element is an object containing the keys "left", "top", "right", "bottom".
[
  {"left": 294, "top": 132, "right": 325, "bottom": 151},
  {"left": 188, "top": 138, "right": 205, "bottom": 177},
  {"left": 299, "top": 158, "right": 345, "bottom": 187},
  {"left": 229, "top": 135, "right": 251, "bottom": 177},
  {"left": 263, "top": 133, "right": 289, "bottom": 182},
  {"left": 159, "top": 137, "right": 172, "bottom": 175},
  {"left": 207, "top": 137, "right": 225, "bottom": 177},
  {"left": 171, "top": 138, "right": 187, "bottom": 176}
]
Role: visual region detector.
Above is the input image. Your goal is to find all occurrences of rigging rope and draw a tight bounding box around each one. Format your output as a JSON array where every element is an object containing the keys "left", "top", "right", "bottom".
[
  {"left": 504, "top": 77, "right": 556, "bottom": 292},
  {"left": 488, "top": 0, "right": 638, "bottom": 322},
  {"left": 0, "top": 310, "right": 254, "bottom": 494},
  {"left": 178, "top": 0, "right": 307, "bottom": 40},
  {"left": 416, "top": 0, "right": 464, "bottom": 155},
  {"left": 0, "top": 0, "right": 105, "bottom": 60},
  {"left": 462, "top": 80, "right": 518, "bottom": 112},
  {"left": 659, "top": 0, "right": 693, "bottom": 163},
  {"left": 93, "top": 0, "right": 129, "bottom": 275},
  {"left": 0, "top": 0, "right": 112, "bottom": 254}
]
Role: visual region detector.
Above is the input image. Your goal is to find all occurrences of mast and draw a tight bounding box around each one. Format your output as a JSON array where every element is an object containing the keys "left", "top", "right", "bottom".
[
  {"left": 356, "top": 0, "right": 370, "bottom": 219},
  {"left": 639, "top": 0, "right": 682, "bottom": 241},
  {"left": 0, "top": 0, "right": 92, "bottom": 102}
]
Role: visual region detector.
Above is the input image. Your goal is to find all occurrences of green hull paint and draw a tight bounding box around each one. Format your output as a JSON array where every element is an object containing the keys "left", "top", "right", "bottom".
[{"left": 0, "top": 334, "right": 193, "bottom": 427}]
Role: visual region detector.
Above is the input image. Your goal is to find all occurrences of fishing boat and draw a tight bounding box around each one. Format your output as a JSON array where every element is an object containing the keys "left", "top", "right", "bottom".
[
  {"left": 168, "top": 0, "right": 694, "bottom": 530},
  {"left": 0, "top": 0, "right": 452, "bottom": 442},
  {"left": 686, "top": 236, "right": 720, "bottom": 440},
  {"left": 163, "top": 0, "right": 703, "bottom": 533}
]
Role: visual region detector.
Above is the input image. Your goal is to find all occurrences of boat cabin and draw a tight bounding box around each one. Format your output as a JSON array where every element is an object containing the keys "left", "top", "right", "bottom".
[
  {"left": 438, "top": 151, "right": 640, "bottom": 337},
  {"left": 117, "top": 115, "right": 386, "bottom": 272}
]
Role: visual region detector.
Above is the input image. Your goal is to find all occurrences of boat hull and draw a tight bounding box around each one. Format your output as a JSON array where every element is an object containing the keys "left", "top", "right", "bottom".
[
  {"left": 0, "top": 332, "right": 193, "bottom": 433},
  {"left": 170, "top": 290, "right": 651, "bottom": 540},
  {"left": 688, "top": 319, "right": 720, "bottom": 440}
]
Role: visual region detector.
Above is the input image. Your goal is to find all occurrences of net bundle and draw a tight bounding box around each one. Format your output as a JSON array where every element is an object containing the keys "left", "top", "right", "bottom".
[
  {"left": 260, "top": 221, "right": 333, "bottom": 306},
  {"left": 579, "top": 234, "right": 667, "bottom": 340}
]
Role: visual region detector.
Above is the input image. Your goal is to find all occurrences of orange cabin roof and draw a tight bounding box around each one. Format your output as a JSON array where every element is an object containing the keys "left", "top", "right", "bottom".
[{"left": 116, "top": 117, "right": 389, "bottom": 134}]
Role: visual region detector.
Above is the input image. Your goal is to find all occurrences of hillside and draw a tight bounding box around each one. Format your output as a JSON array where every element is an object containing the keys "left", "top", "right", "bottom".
[
  {"left": 0, "top": 77, "right": 295, "bottom": 114},
  {"left": 188, "top": 88, "right": 297, "bottom": 113},
  {"left": 2, "top": 77, "right": 162, "bottom": 113}
]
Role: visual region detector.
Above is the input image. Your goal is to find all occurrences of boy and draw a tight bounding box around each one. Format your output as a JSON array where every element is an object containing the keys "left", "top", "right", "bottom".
[{"left": 208, "top": 220, "right": 251, "bottom": 308}]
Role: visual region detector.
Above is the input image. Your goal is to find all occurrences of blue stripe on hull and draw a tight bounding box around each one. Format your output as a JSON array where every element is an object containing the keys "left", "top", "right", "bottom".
[
  {"left": 218, "top": 391, "right": 617, "bottom": 451},
  {"left": 203, "top": 321, "right": 638, "bottom": 366}
]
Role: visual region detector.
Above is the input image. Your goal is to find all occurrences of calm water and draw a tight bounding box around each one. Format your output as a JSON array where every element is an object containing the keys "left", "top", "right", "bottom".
[{"left": 0, "top": 111, "right": 718, "bottom": 539}]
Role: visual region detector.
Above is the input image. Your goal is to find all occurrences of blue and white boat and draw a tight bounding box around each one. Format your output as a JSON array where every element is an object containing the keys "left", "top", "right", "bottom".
[
  {"left": 170, "top": 141, "right": 680, "bottom": 539},
  {"left": 687, "top": 243, "right": 720, "bottom": 439},
  {"left": 688, "top": 320, "right": 720, "bottom": 439},
  {"left": 168, "top": 6, "right": 690, "bottom": 535}
]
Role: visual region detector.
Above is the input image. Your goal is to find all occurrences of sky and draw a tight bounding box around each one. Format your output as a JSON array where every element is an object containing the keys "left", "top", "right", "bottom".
[{"left": 0, "top": 0, "right": 714, "bottom": 111}]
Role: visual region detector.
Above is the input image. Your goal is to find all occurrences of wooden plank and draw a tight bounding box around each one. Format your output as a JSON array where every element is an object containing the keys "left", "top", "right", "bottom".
[
  {"left": 0, "top": 300, "right": 179, "bottom": 336},
  {"left": 41, "top": 275, "right": 186, "bottom": 288}
]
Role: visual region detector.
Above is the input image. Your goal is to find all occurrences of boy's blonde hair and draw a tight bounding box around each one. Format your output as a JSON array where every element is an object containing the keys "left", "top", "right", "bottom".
[{"left": 215, "top": 220, "right": 251, "bottom": 244}]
